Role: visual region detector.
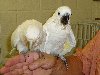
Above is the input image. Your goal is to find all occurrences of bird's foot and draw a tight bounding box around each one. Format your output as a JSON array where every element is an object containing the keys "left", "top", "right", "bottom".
[
  {"left": 60, "top": 56, "right": 68, "bottom": 70},
  {"left": 20, "top": 50, "right": 27, "bottom": 55},
  {"left": 63, "top": 59, "right": 68, "bottom": 70}
]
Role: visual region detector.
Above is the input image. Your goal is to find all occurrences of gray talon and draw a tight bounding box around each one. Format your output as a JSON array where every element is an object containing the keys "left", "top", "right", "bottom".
[
  {"left": 20, "top": 51, "right": 27, "bottom": 54},
  {"left": 60, "top": 56, "right": 68, "bottom": 70}
]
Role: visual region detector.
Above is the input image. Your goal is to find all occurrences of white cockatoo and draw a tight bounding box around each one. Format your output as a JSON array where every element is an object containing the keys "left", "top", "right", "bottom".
[
  {"left": 10, "top": 19, "right": 45, "bottom": 54},
  {"left": 42, "top": 6, "right": 76, "bottom": 66}
]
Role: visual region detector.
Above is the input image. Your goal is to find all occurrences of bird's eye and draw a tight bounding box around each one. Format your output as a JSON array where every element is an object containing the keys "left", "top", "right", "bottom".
[
  {"left": 58, "top": 12, "right": 60, "bottom": 15},
  {"left": 71, "top": 14, "right": 72, "bottom": 15}
]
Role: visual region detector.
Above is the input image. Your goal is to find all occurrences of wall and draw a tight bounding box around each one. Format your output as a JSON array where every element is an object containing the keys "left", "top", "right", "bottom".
[{"left": 0, "top": 0, "right": 100, "bottom": 62}]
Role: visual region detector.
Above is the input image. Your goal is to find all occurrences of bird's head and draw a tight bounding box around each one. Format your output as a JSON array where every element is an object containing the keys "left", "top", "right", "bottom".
[{"left": 53, "top": 6, "right": 72, "bottom": 26}]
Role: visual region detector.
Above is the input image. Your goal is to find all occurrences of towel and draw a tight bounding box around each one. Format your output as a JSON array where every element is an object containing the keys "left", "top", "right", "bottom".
[{"left": 75, "top": 30, "right": 100, "bottom": 75}]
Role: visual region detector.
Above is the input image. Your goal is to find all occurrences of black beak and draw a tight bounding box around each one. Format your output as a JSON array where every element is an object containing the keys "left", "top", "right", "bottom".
[{"left": 61, "top": 15, "right": 69, "bottom": 25}]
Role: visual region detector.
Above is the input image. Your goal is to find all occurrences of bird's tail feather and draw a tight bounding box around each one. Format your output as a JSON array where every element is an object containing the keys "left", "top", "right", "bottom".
[
  {"left": 5, "top": 48, "right": 17, "bottom": 58},
  {"left": 9, "top": 48, "right": 16, "bottom": 55}
]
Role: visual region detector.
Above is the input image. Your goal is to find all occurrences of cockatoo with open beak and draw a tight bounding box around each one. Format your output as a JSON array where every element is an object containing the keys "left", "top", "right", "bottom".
[
  {"left": 42, "top": 6, "right": 76, "bottom": 68},
  {"left": 10, "top": 19, "right": 45, "bottom": 54}
]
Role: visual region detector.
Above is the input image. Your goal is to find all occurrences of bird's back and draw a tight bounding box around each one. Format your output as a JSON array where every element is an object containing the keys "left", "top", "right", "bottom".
[{"left": 11, "top": 19, "right": 43, "bottom": 49}]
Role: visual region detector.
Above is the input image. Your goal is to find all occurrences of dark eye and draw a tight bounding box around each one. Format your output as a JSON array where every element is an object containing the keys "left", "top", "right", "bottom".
[
  {"left": 58, "top": 12, "right": 60, "bottom": 15},
  {"left": 71, "top": 14, "right": 72, "bottom": 15}
]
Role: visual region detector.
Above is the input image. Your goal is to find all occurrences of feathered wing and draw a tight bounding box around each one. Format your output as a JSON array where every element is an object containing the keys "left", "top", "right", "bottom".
[
  {"left": 11, "top": 26, "right": 21, "bottom": 48},
  {"left": 11, "top": 19, "right": 43, "bottom": 54},
  {"left": 42, "top": 18, "right": 57, "bottom": 54},
  {"left": 67, "top": 27, "right": 76, "bottom": 47},
  {"left": 59, "top": 25, "right": 76, "bottom": 56},
  {"left": 10, "top": 26, "right": 21, "bottom": 54},
  {"left": 25, "top": 21, "right": 43, "bottom": 51},
  {"left": 11, "top": 24, "right": 28, "bottom": 54}
]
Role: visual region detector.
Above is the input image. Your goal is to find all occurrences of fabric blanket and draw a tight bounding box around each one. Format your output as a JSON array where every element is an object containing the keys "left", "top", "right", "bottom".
[{"left": 75, "top": 30, "right": 100, "bottom": 75}]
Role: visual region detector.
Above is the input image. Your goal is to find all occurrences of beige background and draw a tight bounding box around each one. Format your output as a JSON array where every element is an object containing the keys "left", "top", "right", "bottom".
[{"left": 0, "top": 0, "right": 100, "bottom": 62}]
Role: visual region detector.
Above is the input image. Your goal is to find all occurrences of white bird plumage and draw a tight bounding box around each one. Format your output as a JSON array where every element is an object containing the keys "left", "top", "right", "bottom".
[
  {"left": 10, "top": 6, "right": 76, "bottom": 67},
  {"left": 11, "top": 19, "right": 44, "bottom": 54},
  {"left": 42, "top": 6, "right": 76, "bottom": 65}
]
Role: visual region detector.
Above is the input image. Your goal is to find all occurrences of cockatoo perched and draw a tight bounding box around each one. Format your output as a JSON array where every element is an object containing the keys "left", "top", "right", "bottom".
[
  {"left": 42, "top": 6, "right": 76, "bottom": 66},
  {"left": 10, "top": 19, "right": 44, "bottom": 54}
]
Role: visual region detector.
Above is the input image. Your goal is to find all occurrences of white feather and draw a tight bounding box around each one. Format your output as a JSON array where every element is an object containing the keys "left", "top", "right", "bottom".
[
  {"left": 11, "top": 19, "right": 44, "bottom": 53},
  {"left": 42, "top": 6, "right": 76, "bottom": 57}
]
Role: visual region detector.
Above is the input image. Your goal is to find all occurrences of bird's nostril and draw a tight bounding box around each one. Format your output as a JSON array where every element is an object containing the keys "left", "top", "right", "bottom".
[{"left": 66, "top": 13, "right": 69, "bottom": 15}]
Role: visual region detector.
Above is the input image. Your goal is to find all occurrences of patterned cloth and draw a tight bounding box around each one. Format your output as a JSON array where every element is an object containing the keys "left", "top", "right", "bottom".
[{"left": 75, "top": 30, "right": 100, "bottom": 75}]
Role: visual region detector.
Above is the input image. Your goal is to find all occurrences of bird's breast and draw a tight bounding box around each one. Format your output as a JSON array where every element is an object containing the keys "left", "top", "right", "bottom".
[{"left": 43, "top": 30, "right": 67, "bottom": 55}]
